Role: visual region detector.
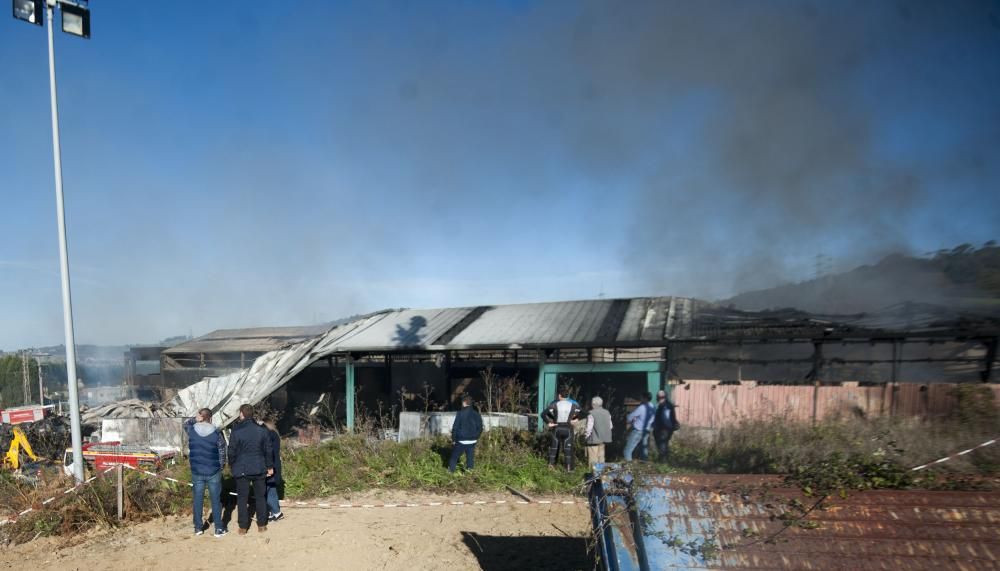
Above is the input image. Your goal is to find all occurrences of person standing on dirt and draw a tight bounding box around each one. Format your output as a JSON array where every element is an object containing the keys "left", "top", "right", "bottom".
[
  {"left": 449, "top": 394, "right": 484, "bottom": 473},
  {"left": 184, "top": 408, "right": 227, "bottom": 537},
  {"left": 543, "top": 388, "right": 582, "bottom": 471},
  {"left": 652, "top": 390, "right": 679, "bottom": 462},
  {"left": 583, "top": 396, "right": 613, "bottom": 466},
  {"left": 623, "top": 392, "right": 654, "bottom": 462},
  {"left": 228, "top": 404, "right": 273, "bottom": 535},
  {"left": 260, "top": 420, "right": 284, "bottom": 522}
]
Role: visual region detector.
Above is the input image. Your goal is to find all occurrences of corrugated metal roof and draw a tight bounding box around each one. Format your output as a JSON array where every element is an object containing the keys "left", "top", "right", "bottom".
[
  {"left": 164, "top": 325, "right": 331, "bottom": 355},
  {"left": 332, "top": 308, "right": 474, "bottom": 350},
  {"left": 592, "top": 472, "right": 1000, "bottom": 570},
  {"left": 448, "top": 300, "right": 616, "bottom": 346},
  {"left": 163, "top": 297, "right": 1000, "bottom": 357}
]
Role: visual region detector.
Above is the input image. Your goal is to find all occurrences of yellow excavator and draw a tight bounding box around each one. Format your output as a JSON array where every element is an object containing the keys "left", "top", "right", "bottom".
[{"left": 3, "top": 427, "right": 40, "bottom": 470}]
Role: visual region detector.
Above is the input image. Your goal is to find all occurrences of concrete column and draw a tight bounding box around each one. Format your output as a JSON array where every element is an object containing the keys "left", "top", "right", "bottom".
[{"left": 345, "top": 357, "right": 356, "bottom": 431}]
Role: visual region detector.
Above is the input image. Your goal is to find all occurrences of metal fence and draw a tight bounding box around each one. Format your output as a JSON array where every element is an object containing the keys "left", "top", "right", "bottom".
[{"left": 673, "top": 381, "right": 1000, "bottom": 428}]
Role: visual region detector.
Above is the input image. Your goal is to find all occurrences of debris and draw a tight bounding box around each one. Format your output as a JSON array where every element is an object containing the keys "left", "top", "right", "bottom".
[{"left": 505, "top": 485, "right": 533, "bottom": 503}]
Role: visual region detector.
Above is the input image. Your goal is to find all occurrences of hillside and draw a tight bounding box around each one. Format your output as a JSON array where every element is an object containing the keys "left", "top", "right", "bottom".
[{"left": 725, "top": 243, "right": 1000, "bottom": 315}]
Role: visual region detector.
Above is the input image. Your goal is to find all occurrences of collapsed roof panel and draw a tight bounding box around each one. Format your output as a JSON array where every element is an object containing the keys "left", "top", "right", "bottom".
[{"left": 164, "top": 325, "right": 331, "bottom": 355}]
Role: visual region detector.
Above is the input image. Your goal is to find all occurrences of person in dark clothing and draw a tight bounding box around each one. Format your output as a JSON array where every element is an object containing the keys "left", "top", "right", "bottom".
[
  {"left": 449, "top": 394, "right": 484, "bottom": 473},
  {"left": 543, "top": 388, "right": 582, "bottom": 471},
  {"left": 652, "top": 390, "right": 680, "bottom": 461},
  {"left": 261, "top": 420, "right": 284, "bottom": 521},
  {"left": 184, "top": 408, "right": 227, "bottom": 537},
  {"left": 228, "top": 404, "right": 273, "bottom": 534}
]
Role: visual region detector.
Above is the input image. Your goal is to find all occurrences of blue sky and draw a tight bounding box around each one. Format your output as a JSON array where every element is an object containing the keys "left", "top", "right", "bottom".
[{"left": 1, "top": 0, "right": 998, "bottom": 349}]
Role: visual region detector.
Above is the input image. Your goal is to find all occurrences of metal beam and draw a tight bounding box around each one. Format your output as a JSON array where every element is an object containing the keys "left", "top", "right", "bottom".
[{"left": 345, "top": 357, "right": 355, "bottom": 431}]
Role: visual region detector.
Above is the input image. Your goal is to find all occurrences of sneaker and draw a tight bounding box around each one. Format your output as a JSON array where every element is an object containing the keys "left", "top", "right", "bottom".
[
  {"left": 257, "top": 525, "right": 267, "bottom": 533},
  {"left": 213, "top": 529, "right": 228, "bottom": 538},
  {"left": 237, "top": 528, "right": 248, "bottom": 536},
  {"left": 194, "top": 530, "right": 204, "bottom": 537},
  {"left": 268, "top": 512, "right": 284, "bottom": 522}
]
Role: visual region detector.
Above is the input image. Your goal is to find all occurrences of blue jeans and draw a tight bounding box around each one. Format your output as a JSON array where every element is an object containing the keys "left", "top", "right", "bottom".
[
  {"left": 623, "top": 429, "right": 650, "bottom": 461},
  {"left": 192, "top": 470, "right": 223, "bottom": 533},
  {"left": 266, "top": 482, "right": 280, "bottom": 516},
  {"left": 449, "top": 443, "right": 475, "bottom": 472}
]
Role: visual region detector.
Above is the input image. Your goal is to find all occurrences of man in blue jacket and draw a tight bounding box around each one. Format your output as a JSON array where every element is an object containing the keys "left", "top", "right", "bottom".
[
  {"left": 449, "top": 395, "right": 483, "bottom": 473},
  {"left": 228, "top": 404, "right": 273, "bottom": 534},
  {"left": 184, "top": 408, "right": 227, "bottom": 537}
]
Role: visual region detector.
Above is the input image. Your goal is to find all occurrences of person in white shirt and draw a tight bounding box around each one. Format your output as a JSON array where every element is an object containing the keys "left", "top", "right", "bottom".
[{"left": 623, "top": 392, "right": 654, "bottom": 462}]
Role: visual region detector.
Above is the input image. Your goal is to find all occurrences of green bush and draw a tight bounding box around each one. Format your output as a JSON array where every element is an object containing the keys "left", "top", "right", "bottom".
[{"left": 282, "top": 429, "right": 587, "bottom": 497}]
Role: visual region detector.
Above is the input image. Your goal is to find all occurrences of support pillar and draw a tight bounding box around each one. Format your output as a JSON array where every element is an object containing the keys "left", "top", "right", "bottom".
[
  {"left": 345, "top": 357, "right": 356, "bottom": 431},
  {"left": 536, "top": 372, "right": 559, "bottom": 431},
  {"left": 646, "top": 369, "right": 662, "bottom": 398}
]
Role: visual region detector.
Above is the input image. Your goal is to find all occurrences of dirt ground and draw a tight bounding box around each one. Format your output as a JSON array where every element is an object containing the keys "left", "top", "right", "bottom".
[{"left": 0, "top": 491, "right": 592, "bottom": 571}]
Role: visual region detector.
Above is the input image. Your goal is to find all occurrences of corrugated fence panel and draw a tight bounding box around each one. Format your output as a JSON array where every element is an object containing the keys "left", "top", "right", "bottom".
[{"left": 673, "top": 382, "right": 1000, "bottom": 427}]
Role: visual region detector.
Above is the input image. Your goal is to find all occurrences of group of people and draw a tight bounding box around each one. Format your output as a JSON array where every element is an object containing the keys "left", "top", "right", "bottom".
[
  {"left": 184, "top": 403, "right": 284, "bottom": 538},
  {"left": 543, "top": 388, "right": 679, "bottom": 470},
  {"left": 186, "top": 391, "right": 676, "bottom": 530},
  {"left": 446, "top": 387, "right": 680, "bottom": 474}
]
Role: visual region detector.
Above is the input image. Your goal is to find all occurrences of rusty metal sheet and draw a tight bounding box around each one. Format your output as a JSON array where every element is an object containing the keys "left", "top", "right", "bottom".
[{"left": 590, "top": 471, "right": 1000, "bottom": 570}]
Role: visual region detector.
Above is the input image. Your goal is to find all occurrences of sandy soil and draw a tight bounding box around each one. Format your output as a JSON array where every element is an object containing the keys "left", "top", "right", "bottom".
[{"left": 0, "top": 491, "right": 592, "bottom": 571}]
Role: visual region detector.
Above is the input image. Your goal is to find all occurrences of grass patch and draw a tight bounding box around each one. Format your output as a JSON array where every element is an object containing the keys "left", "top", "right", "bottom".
[{"left": 283, "top": 428, "right": 588, "bottom": 497}]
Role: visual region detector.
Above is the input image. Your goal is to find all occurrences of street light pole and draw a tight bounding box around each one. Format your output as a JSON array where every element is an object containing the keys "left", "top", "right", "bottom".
[{"left": 45, "top": 1, "right": 84, "bottom": 483}]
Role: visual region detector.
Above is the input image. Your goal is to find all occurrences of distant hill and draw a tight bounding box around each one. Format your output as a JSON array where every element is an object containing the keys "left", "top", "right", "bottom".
[{"left": 725, "top": 243, "right": 1000, "bottom": 315}]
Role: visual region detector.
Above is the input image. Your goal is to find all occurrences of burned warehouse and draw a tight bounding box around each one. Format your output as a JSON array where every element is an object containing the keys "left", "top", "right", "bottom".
[{"left": 157, "top": 296, "right": 999, "bottom": 435}]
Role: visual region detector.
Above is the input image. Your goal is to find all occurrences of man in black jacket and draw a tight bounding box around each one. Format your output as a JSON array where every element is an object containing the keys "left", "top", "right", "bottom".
[
  {"left": 261, "top": 420, "right": 283, "bottom": 522},
  {"left": 543, "top": 389, "right": 582, "bottom": 471},
  {"left": 449, "top": 395, "right": 483, "bottom": 473},
  {"left": 228, "top": 404, "right": 273, "bottom": 534},
  {"left": 652, "top": 390, "right": 679, "bottom": 462}
]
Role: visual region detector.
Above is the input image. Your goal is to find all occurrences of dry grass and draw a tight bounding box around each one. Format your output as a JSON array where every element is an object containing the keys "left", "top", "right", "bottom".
[{"left": 670, "top": 385, "right": 1000, "bottom": 479}]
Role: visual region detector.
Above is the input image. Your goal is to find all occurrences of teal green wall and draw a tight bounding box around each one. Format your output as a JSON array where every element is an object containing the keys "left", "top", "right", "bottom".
[{"left": 535, "top": 362, "right": 664, "bottom": 430}]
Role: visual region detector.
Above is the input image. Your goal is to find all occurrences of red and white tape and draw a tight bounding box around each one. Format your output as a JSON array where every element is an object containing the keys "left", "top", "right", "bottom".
[
  {"left": 0, "top": 466, "right": 116, "bottom": 527},
  {"left": 120, "top": 464, "right": 583, "bottom": 509},
  {"left": 120, "top": 464, "right": 238, "bottom": 497},
  {"left": 910, "top": 437, "right": 998, "bottom": 471},
  {"left": 284, "top": 498, "right": 582, "bottom": 509}
]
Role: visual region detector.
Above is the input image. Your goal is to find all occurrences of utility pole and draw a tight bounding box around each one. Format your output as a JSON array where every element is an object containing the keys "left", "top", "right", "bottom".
[
  {"left": 37, "top": 356, "right": 45, "bottom": 406},
  {"left": 22, "top": 350, "right": 31, "bottom": 405},
  {"left": 12, "top": 0, "right": 92, "bottom": 483}
]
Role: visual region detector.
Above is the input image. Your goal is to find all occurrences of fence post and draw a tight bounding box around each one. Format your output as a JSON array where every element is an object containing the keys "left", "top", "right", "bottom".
[{"left": 116, "top": 463, "right": 124, "bottom": 521}]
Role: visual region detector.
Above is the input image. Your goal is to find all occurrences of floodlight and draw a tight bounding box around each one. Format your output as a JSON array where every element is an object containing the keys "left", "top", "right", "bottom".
[
  {"left": 12, "top": 0, "right": 43, "bottom": 25},
  {"left": 60, "top": 2, "right": 88, "bottom": 38}
]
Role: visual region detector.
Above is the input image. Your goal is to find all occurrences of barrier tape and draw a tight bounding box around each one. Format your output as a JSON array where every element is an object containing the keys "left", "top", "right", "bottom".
[
  {"left": 8, "top": 438, "right": 993, "bottom": 528},
  {"left": 119, "top": 464, "right": 584, "bottom": 509},
  {"left": 0, "top": 466, "right": 116, "bottom": 527},
  {"left": 910, "top": 437, "right": 998, "bottom": 471},
  {"left": 120, "top": 464, "right": 239, "bottom": 498}
]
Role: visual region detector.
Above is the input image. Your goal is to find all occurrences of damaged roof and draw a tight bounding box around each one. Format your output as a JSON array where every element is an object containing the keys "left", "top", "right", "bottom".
[
  {"left": 167, "top": 297, "right": 1000, "bottom": 356},
  {"left": 164, "top": 324, "right": 333, "bottom": 354}
]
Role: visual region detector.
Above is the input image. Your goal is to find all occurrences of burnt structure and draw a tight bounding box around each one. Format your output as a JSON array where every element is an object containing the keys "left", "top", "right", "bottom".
[{"left": 164, "top": 297, "right": 999, "bottom": 432}]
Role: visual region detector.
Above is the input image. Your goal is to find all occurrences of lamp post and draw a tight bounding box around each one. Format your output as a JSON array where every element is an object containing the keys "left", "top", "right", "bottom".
[{"left": 12, "top": 0, "right": 91, "bottom": 482}]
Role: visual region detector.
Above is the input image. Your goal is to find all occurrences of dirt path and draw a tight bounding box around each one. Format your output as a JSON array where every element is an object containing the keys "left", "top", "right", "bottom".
[{"left": 0, "top": 491, "right": 592, "bottom": 571}]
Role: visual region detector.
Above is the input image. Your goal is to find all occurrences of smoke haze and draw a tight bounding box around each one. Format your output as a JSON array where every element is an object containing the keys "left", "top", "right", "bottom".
[{"left": 0, "top": 1, "right": 997, "bottom": 349}]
